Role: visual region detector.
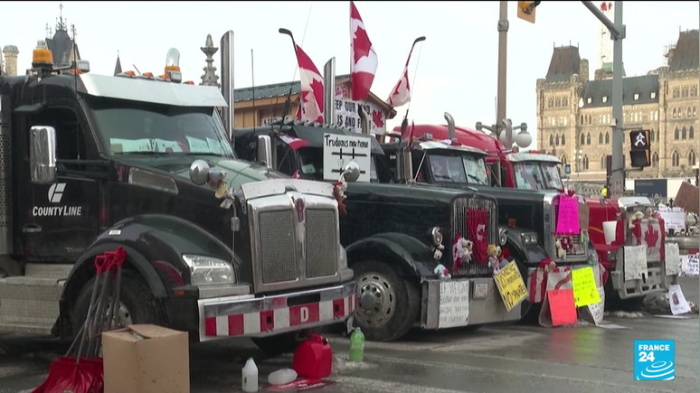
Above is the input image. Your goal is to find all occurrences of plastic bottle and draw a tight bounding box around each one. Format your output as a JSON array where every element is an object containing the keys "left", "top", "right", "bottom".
[
  {"left": 268, "top": 368, "right": 298, "bottom": 385},
  {"left": 242, "top": 357, "right": 258, "bottom": 392},
  {"left": 349, "top": 327, "right": 365, "bottom": 362}
]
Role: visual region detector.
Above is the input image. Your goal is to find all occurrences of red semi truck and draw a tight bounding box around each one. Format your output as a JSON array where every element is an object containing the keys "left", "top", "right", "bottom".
[{"left": 388, "top": 122, "right": 673, "bottom": 306}]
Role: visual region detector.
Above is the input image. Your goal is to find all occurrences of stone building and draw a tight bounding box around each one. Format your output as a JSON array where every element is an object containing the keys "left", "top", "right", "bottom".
[
  {"left": 1, "top": 46, "right": 19, "bottom": 76},
  {"left": 536, "top": 4, "right": 699, "bottom": 181}
]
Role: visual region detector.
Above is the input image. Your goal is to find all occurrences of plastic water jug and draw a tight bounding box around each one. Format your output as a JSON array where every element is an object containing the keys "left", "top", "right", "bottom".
[
  {"left": 268, "top": 368, "right": 298, "bottom": 385},
  {"left": 242, "top": 357, "right": 258, "bottom": 392},
  {"left": 292, "top": 334, "right": 333, "bottom": 379},
  {"left": 349, "top": 327, "right": 365, "bottom": 362}
]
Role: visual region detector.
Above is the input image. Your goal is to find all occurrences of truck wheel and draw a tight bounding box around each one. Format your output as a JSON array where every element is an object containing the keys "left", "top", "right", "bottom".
[
  {"left": 251, "top": 327, "right": 324, "bottom": 355},
  {"left": 352, "top": 260, "right": 420, "bottom": 342},
  {"left": 71, "top": 271, "right": 167, "bottom": 336}
]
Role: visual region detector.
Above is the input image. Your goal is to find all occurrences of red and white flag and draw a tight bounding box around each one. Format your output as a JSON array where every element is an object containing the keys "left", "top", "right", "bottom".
[
  {"left": 350, "top": 1, "right": 378, "bottom": 101},
  {"left": 387, "top": 45, "right": 418, "bottom": 107},
  {"left": 294, "top": 44, "right": 324, "bottom": 124},
  {"left": 452, "top": 232, "right": 463, "bottom": 272},
  {"left": 279, "top": 133, "right": 311, "bottom": 151}
]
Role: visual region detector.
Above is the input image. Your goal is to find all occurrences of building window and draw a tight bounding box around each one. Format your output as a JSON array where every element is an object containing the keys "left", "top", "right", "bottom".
[
  {"left": 634, "top": 93, "right": 639, "bottom": 101},
  {"left": 579, "top": 115, "right": 584, "bottom": 124},
  {"left": 602, "top": 96, "right": 608, "bottom": 103},
  {"left": 598, "top": 133, "right": 603, "bottom": 144},
  {"left": 691, "top": 126, "right": 695, "bottom": 139},
  {"left": 652, "top": 152, "right": 659, "bottom": 168},
  {"left": 688, "top": 107, "right": 692, "bottom": 117},
  {"left": 651, "top": 129, "right": 655, "bottom": 141},
  {"left": 560, "top": 155, "right": 567, "bottom": 165},
  {"left": 583, "top": 155, "right": 589, "bottom": 170},
  {"left": 587, "top": 97, "right": 592, "bottom": 104},
  {"left": 691, "top": 85, "right": 698, "bottom": 97},
  {"left": 651, "top": 91, "right": 657, "bottom": 99},
  {"left": 561, "top": 134, "right": 565, "bottom": 145},
  {"left": 682, "top": 86, "right": 689, "bottom": 97},
  {"left": 548, "top": 98, "right": 553, "bottom": 108},
  {"left": 675, "top": 127, "right": 680, "bottom": 140},
  {"left": 605, "top": 132, "right": 610, "bottom": 144},
  {"left": 549, "top": 134, "right": 554, "bottom": 146},
  {"left": 580, "top": 133, "right": 585, "bottom": 146},
  {"left": 586, "top": 133, "right": 591, "bottom": 145},
  {"left": 555, "top": 135, "right": 560, "bottom": 146},
  {"left": 689, "top": 150, "right": 696, "bottom": 166},
  {"left": 672, "top": 151, "right": 680, "bottom": 167},
  {"left": 673, "top": 87, "right": 680, "bottom": 98},
  {"left": 694, "top": 107, "right": 697, "bottom": 117},
  {"left": 682, "top": 127, "right": 687, "bottom": 139},
  {"left": 563, "top": 98, "right": 568, "bottom": 107}
]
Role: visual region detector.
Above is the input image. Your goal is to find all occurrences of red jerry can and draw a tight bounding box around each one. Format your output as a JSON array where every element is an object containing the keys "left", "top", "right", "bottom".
[{"left": 292, "top": 333, "right": 333, "bottom": 379}]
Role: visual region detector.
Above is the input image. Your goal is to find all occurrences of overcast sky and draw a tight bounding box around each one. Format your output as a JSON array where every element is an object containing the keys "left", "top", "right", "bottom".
[{"left": 2, "top": 1, "right": 698, "bottom": 148}]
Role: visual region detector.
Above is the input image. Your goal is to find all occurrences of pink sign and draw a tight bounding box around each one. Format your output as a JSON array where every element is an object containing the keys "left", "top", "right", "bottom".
[{"left": 556, "top": 196, "right": 580, "bottom": 235}]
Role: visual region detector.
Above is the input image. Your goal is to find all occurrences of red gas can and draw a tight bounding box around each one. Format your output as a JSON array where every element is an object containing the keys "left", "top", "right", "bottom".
[{"left": 292, "top": 333, "right": 333, "bottom": 379}]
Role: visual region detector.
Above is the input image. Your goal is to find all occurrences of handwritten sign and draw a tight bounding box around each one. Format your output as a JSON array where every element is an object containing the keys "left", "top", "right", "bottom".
[
  {"left": 333, "top": 83, "right": 387, "bottom": 135},
  {"left": 571, "top": 267, "right": 601, "bottom": 307},
  {"left": 493, "top": 261, "right": 528, "bottom": 311},
  {"left": 658, "top": 210, "right": 686, "bottom": 232},
  {"left": 437, "top": 280, "right": 470, "bottom": 328},
  {"left": 586, "top": 286, "right": 605, "bottom": 325},
  {"left": 547, "top": 289, "right": 578, "bottom": 327},
  {"left": 681, "top": 253, "right": 699, "bottom": 277},
  {"left": 665, "top": 242, "right": 682, "bottom": 276},
  {"left": 555, "top": 196, "right": 580, "bottom": 235},
  {"left": 669, "top": 284, "right": 692, "bottom": 315},
  {"left": 623, "top": 245, "right": 648, "bottom": 281},
  {"left": 322, "top": 133, "right": 372, "bottom": 182}
]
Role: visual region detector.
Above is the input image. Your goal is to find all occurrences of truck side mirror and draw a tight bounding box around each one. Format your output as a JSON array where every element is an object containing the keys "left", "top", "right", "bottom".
[
  {"left": 257, "top": 135, "right": 273, "bottom": 169},
  {"left": 396, "top": 150, "right": 413, "bottom": 183},
  {"left": 29, "top": 126, "right": 57, "bottom": 185},
  {"left": 340, "top": 161, "right": 361, "bottom": 183},
  {"left": 189, "top": 159, "right": 211, "bottom": 185}
]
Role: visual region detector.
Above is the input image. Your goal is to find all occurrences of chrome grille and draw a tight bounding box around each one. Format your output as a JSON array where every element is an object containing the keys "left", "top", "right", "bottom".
[
  {"left": 257, "top": 210, "right": 297, "bottom": 283},
  {"left": 305, "top": 209, "right": 338, "bottom": 278},
  {"left": 451, "top": 197, "right": 498, "bottom": 276}
]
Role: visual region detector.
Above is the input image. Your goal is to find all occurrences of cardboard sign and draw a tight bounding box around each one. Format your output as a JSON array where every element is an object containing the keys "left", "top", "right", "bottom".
[
  {"left": 322, "top": 133, "right": 372, "bottom": 182},
  {"left": 665, "top": 242, "right": 682, "bottom": 276},
  {"left": 658, "top": 210, "right": 686, "bottom": 232},
  {"left": 674, "top": 182, "right": 699, "bottom": 214},
  {"left": 585, "top": 286, "right": 606, "bottom": 325},
  {"left": 493, "top": 261, "right": 528, "bottom": 311},
  {"left": 539, "top": 289, "right": 577, "bottom": 327},
  {"left": 571, "top": 267, "right": 601, "bottom": 307},
  {"left": 578, "top": 202, "right": 590, "bottom": 230},
  {"left": 556, "top": 196, "right": 580, "bottom": 235},
  {"left": 669, "top": 284, "right": 692, "bottom": 315},
  {"left": 437, "top": 280, "right": 470, "bottom": 328},
  {"left": 623, "top": 245, "right": 648, "bottom": 281},
  {"left": 681, "top": 254, "right": 699, "bottom": 277}
]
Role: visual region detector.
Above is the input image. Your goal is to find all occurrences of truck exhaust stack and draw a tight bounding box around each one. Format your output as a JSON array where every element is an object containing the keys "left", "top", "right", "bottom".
[
  {"left": 220, "top": 31, "right": 235, "bottom": 139},
  {"left": 323, "top": 58, "right": 336, "bottom": 126},
  {"left": 358, "top": 107, "right": 371, "bottom": 135},
  {"left": 444, "top": 112, "right": 456, "bottom": 143}
]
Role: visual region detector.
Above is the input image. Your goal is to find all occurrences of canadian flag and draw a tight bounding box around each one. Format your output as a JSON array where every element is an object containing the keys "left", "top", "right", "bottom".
[
  {"left": 278, "top": 133, "right": 311, "bottom": 151},
  {"left": 387, "top": 44, "right": 418, "bottom": 107},
  {"left": 350, "top": 1, "right": 378, "bottom": 101},
  {"left": 294, "top": 45, "right": 324, "bottom": 124},
  {"left": 452, "top": 232, "right": 463, "bottom": 272}
]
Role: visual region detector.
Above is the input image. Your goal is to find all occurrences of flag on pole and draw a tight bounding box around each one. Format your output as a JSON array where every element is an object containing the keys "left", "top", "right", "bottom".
[
  {"left": 350, "top": 1, "right": 378, "bottom": 101},
  {"left": 387, "top": 38, "right": 423, "bottom": 107},
  {"left": 294, "top": 45, "right": 325, "bottom": 124}
]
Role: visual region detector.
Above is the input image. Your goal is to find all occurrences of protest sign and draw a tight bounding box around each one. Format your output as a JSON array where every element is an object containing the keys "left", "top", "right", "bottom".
[{"left": 493, "top": 261, "right": 528, "bottom": 311}]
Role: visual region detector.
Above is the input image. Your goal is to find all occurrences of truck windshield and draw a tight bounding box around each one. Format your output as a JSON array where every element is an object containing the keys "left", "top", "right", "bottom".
[
  {"left": 88, "top": 97, "right": 235, "bottom": 158},
  {"left": 513, "top": 162, "right": 563, "bottom": 190},
  {"left": 427, "top": 153, "right": 489, "bottom": 185}
]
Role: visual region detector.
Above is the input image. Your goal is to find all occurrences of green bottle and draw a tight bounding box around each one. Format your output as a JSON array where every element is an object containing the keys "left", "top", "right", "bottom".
[{"left": 349, "top": 327, "right": 365, "bottom": 362}]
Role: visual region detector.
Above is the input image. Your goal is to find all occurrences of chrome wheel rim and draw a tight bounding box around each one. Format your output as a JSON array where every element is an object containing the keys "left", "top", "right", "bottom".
[{"left": 355, "top": 271, "right": 396, "bottom": 328}]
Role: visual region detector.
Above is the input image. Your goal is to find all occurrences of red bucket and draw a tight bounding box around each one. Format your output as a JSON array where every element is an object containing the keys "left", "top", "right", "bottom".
[{"left": 292, "top": 334, "right": 333, "bottom": 379}]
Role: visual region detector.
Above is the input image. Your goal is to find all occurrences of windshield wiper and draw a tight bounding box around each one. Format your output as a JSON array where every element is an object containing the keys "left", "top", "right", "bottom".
[
  {"left": 467, "top": 173, "right": 485, "bottom": 184},
  {"left": 434, "top": 174, "right": 455, "bottom": 182},
  {"left": 184, "top": 152, "right": 224, "bottom": 157}
]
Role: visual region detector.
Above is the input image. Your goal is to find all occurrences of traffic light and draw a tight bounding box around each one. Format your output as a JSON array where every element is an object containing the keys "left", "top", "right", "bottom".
[
  {"left": 517, "top": 1, "right": 541, "bottom": 24},
  {"left": 629, "top": 129, "right": 651, "bottom": 168}
]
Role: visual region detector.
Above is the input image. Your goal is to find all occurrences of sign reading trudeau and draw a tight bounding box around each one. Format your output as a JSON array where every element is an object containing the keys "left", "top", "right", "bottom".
[
  {"left": 322, "top": 133, "right": 372, "bottom": 182},
  {"left": 634, "top": 340, "right": 675, "bottom": 380}
]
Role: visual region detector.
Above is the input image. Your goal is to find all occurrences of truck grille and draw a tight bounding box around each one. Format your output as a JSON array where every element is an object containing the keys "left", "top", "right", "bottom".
[
  {"left": 256, "top": 204, "right": 339, "bottom": 285},
  {"left": 451, "top": 197, "right": 498, "bottom": 276}
]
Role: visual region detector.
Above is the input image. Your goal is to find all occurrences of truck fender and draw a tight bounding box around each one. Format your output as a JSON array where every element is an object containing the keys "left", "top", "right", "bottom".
[
  {"left": 61, "top": 214, "right": 234, "bottom": 308},
  {"left": 345, "top": 232, "right": 435, "bottom": 279}
]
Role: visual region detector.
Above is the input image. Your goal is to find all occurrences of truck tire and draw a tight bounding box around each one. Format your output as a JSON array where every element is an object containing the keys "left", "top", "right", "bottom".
[
  {"left": 251, "top": 327, "right": 325, "bottom": 355},
  {"left": 71, "top": 271, "right": 167, "bottom": 336},
  {"left": 352, "top": 260, "right": 420, "bottom": 342}
]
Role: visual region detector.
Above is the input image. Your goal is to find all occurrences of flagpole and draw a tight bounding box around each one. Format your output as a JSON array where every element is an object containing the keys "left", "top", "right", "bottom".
[{"left": 400, "top": 36, "right": 426, "bottom": 135}]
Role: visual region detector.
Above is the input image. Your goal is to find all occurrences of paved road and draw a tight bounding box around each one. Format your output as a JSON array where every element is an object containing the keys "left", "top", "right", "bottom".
[{"left": 1, "top": 278, "right": 697, "bottom": 393}]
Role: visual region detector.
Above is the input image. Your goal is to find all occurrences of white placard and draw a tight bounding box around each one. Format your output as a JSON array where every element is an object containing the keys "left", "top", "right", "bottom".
[
  {"left": 438, "top": 280, "right": 470, "bottom": 328},
  {"left": 623, "top": 245, "right": 648, "bottom": 281},
  {"left": 658, "top": 211, "right": 686, "bottom": 232},
  {"left": 585, "top": 286, "right": 606, "bottom": 326},
  {"left": 669, "top": 284, "right": 692, "bottom": 315},
  {"left": 333, "top": 84, "right": 387, "bottom": 135},
  {"left": 664, "top": 243, "right": 682, "bottom": 276},
  {"left": 322, "top": 133, "right": 372, "bottom": 182},
  {"left": 681, "top": 254, "right": 699, "bottom": 277}
]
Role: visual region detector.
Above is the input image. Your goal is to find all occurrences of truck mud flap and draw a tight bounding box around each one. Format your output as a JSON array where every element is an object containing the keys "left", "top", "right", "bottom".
[
  {"left": 420, "top": 277, "right": 519, "bottom": 330},
  {"left": 198, "top": 282, "right": 357, "bottom": 342}
]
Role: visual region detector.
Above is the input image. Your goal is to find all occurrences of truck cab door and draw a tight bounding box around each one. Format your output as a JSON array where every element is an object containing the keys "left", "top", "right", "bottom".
[{"left": 20, "top": 105, "right": 100, "bottom": 261}]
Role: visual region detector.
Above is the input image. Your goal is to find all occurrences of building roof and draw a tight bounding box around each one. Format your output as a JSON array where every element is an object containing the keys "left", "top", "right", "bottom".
[
  {"left": 669, "top": 29, "right": 699, "bottom": 72},
  {"left": 47, "top": 28, "right": 80, "bottom": 67},
  {"left": 581, "top": 75, "right": 659, "bottom": 108},
  {"left": 233, "top": 74, "right": 396, "bottom": 118},
  {"left": 545, "top": 46, "right": 581, "bottom": 83}
]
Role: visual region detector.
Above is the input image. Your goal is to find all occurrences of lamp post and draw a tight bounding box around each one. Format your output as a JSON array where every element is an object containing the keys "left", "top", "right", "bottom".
[{"left": 476, "top": 119, "right": 533, "bottom": 185}]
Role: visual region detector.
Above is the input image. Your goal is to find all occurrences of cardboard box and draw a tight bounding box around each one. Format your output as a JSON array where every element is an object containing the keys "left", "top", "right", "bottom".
[{"left": 102, "top": 324, "right": 190, "bottom": 393}]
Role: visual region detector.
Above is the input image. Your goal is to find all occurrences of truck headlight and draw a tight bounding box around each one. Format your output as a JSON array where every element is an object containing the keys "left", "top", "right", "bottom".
[
  {"left": 182, "top": 254, "right": 235, "bottom": 286},
  {"left": 338, "top": 246, "right": 348, "bottom": 269},
  {"left": 521, "top": 232, "right": 538, "bottom": 246},
  {"left": 606, "top": 250, "right": 616, "bottom": 262}
]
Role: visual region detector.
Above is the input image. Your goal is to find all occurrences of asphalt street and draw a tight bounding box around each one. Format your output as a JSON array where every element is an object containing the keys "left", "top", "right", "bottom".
[{"left": 0, "top": 278, "right": 697, "bottom": 393}]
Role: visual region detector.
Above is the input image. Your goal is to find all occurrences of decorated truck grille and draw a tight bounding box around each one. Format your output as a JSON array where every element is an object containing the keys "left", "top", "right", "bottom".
[
  {"left": 256, "top": 205, "right": 338, "bottom": 285},
  {"left": 549, "top": 204, "right": 588, "bottom": 262},
  {"left": 451, "top": 196, "right": 498, "bottom": 276}
]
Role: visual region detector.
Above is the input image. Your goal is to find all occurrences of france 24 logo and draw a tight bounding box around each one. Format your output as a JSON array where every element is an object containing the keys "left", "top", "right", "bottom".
[{"left": 634, "top": 340, "right": 675, "bottom": 380}]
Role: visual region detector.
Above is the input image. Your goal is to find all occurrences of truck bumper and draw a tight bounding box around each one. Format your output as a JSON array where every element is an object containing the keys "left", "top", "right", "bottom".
[
  {"left": 611, "top": 246, "right": 668, "bottom": 299},
  {"left": 197, "top": 281, "right": 357, "bottom": 342},
  {"left": 420, "top": 277, "right": 520, "bottom": 330}
]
